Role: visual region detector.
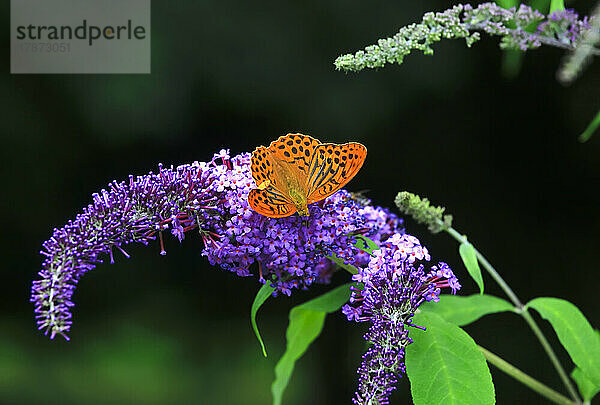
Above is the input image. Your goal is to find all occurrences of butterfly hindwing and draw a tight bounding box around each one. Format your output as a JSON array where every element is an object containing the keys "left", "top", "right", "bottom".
[
  {"left": 247, "top": 187, "right": 296, "bottom": 218},
  {"left": 306, "top": 142, "right": 367, "bottom": 204}
]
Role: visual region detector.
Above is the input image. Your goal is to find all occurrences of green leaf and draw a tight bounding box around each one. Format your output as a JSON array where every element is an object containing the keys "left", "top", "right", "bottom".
[
  {"left": 530, "top": 0, "right": 550, "bottom": 13},
  {"left": 579, "top": 109, "right": 600, "bottom": 143},
  {"left": 353, "top": 235, "right": 379, "bottom": 255},
  {"left": 572, "top": 331, "right": 600, "bottom": 401},
  {"left": 572, "top": 367, "right": 600, "bottom": 401},
  {"left": 271, "top": 283, "right": 352, "bottom": 405},
  {"left": 527, "top": 298, "right": 600, "bottom": 388},
  {"left": 421, "top": 294, "right": 515, "bottom": 326},
  {"left": 328, "top": 253, "right": 358, "bottom": 274},
  {"left": 327, "top": 234, "right": 376, "bottom": 317},
  {"left": 459, "top": 241, "right": 484, "bottom": 294},
  {"left": 550, "top": 0, "right": 565, "bottom": 13},
  {"left": 406, "top": 311, "right": 496, "bottom": 405},
  {"left": 251, "top": 282, "right": 275, "bottom": 357},
  {"left": 495, "top": 0, "right": 518, "bottom": 9},
  {"left": 328, "top": 235, "right": 379, "bottom": 275}
]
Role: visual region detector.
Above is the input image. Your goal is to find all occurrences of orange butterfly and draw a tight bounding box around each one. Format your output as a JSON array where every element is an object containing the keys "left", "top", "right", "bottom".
[{"left": 248, "top": 133, "right": 367, "bottom": 218}]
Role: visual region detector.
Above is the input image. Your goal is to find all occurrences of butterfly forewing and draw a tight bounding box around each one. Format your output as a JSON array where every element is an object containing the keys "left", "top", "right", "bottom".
[
  {"left": 266, "top": 133, "right": 321, "bottom": 177},
  {"left": 250, "top": 145, "right": 275, "bottom": 188},
  {"left": 251, "top": 134, "right": 321, "bottom": 187},
  {"left": 306, "top": 142, "right": 367, "bottom": 204}
]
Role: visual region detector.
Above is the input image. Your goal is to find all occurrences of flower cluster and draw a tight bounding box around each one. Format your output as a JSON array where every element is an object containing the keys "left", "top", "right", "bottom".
[
  {"left": 31, "top": 149, "right": 402, "bottom": 339},
  {"left": 342, "top": 234, "right": 460, "bottom": 404},
  {"left": 395, "top": 191, "right": 452, "bottom": 234},
  {"left": 536, "top": 9, "right": 590, "bottom": 48},
  {"left": 201, "top": 152, "right": 402, "bottom": 293},
  {"left": 31, "top": 158, "right": 220, "bottom": 340},
  {"left": 558, "top": 3, "right": 600, "bottom": 84},
  {"left": 334, "top": 3, "right": 595, "bottom": 72}
]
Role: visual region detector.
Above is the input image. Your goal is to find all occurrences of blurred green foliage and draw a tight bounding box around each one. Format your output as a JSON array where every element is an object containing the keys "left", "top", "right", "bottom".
[{"left": 0, "top": 317, "right": 276, "bottom": 404}]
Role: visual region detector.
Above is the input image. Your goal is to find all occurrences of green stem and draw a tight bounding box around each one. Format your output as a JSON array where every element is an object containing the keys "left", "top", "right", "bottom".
[
  {"left": 440, "top": 221, "right": 581, "bottom": 403},
  {"left": 479, "top": 345, "right": 576, "bottom": 405},
  {"left": 445, "top": 226, "right": 522, "bottom": 307},
  {"left": 520, "top": 309, "right": 581, "bottom": 402}
]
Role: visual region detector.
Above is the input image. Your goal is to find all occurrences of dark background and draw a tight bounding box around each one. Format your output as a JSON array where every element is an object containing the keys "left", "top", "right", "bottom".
[{"left": 2, "top": 0, "right": 599, "bottom": 404}]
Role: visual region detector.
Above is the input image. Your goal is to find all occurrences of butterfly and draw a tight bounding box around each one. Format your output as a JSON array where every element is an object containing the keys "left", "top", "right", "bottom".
[{"left": 248, "top": 133, "right": 367, "bottom": 218}]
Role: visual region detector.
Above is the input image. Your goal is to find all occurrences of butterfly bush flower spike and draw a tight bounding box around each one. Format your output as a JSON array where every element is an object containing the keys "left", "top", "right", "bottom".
[
  {"left": 335, "top": 3, "right": 596, "bottom": 72},
  {"left": 31, "top": 137, "right": 401, "bottom": 339},
  {"left": 395, "top": 191, "right": 452, "bottom": 233},
  {"left": 343, "top": 234, "right": 461, "bottom": 404}
]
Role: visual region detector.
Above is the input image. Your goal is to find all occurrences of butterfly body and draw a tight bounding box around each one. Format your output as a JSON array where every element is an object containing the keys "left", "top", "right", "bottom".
[{"left": 248, "top": 133, "right": 367, "bottom": 218}]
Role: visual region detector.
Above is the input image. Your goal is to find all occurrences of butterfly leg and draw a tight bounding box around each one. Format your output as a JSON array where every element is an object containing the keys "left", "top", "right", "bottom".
[{"left": 258, "top": 261, "right": 264, "bottom": 282}]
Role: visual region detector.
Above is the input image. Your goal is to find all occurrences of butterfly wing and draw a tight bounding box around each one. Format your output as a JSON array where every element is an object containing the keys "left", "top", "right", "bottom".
[
  {"left": 249, "top": 133, "right": 322, "bottom": 218},
  {"left": 306, "top": 142, "right": 367, "bottom": 204},
  {"left": 251, "top": 145, "right": 275, "bottom": 189},
  {"left": 265, "top": 133, "right": 321, "bottom": 177},
  {"left": 250, "top": 133, "right": 321, "bottom": 187},
  {"left": 247, "top": 188, "right": 296, "bottom": 218}
]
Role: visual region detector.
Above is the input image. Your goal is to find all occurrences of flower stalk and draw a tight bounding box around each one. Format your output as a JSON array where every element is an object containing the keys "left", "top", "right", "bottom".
[
  {"left": 479, "top": 345, "right": 576, "bottom": 405},
  {"left": 442, "top": 221, "right": 581, "bottom": 403},
  {"left": 335, "top": 3, "right": 597, "bottom": 72}
]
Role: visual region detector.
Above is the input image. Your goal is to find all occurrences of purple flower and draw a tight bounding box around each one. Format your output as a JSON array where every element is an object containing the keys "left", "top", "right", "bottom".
[
  {"left": 31, "top": 150, "right": 404, "bottom": 340},
  {"left": 343, "top": 234, "right": 460, "bottom": 404},
  {"left": 342, "top": 304, "right": 363, "bottom": 321},
  {"left": 537, "top": 9, "right": 590, "bottom": 46}
]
